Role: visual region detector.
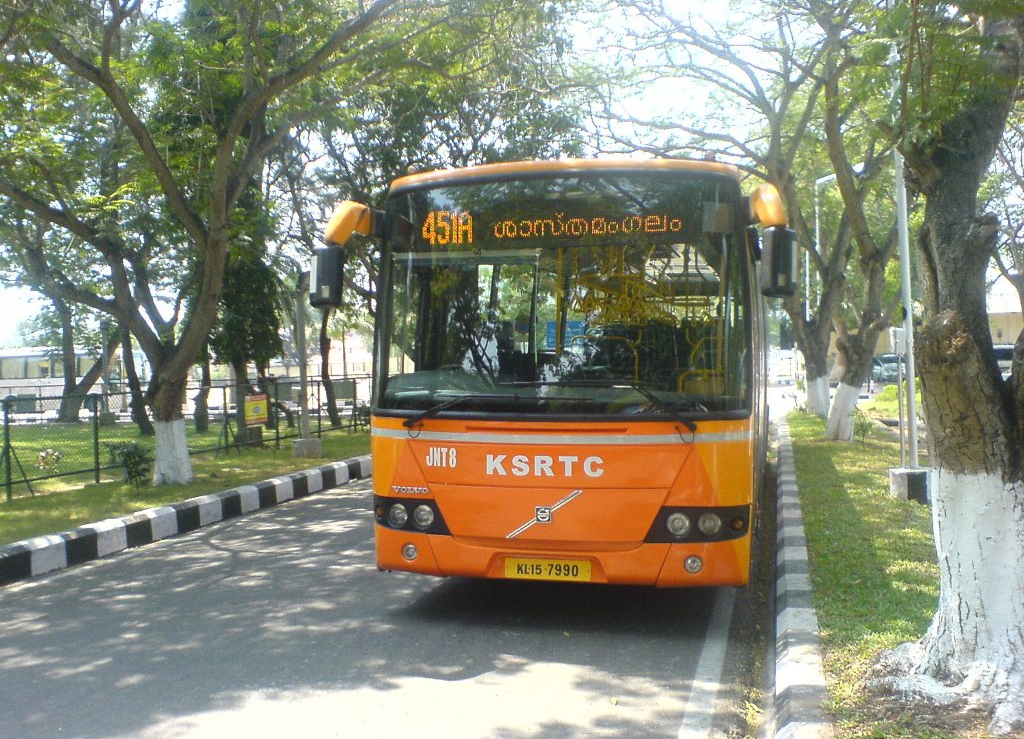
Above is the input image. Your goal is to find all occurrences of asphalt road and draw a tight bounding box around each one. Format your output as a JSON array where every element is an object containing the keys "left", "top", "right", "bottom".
[{"left": 0, "top": 478, "right": 772, "bottom": 739}]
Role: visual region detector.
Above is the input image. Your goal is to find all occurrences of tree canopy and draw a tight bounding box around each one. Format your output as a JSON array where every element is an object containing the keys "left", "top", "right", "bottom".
[{"left": 0, "top": 0, "right": 590, "bottom": 482}]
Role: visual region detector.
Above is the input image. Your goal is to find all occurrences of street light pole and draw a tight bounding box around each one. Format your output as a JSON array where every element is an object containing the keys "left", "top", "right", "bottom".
[
  {"left": 292, "top": 271, "right": 321, "bottom": 459},
  {"left": 890, "top": 51, "right": 920, "bottom": 469},
  {"left": 812, "top": 172, "right": 838, "bottom": 321},
  {"left": 296, "top": 273, "right": 311, "bottom": 440}
]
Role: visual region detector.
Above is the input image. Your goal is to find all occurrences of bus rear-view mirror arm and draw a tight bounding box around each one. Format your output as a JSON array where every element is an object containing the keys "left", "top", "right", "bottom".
[
  {"left": 749, "top": 184, "right": 798, "bottom": 298},
  {"left": 310, "top": 201, "right": 386, "bottom": 309}
]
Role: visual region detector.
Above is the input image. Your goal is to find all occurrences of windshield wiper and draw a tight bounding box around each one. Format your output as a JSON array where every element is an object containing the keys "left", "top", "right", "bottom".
[
  {"left": 402, "top": 393, "right": 518, "bottom": 428},
  {"left": 613, "top": 384, "right": 705, "bottom": 432}
]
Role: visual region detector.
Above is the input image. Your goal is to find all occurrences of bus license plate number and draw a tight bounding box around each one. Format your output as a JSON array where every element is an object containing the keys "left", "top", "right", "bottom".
[{"left": 504, "top": 558, "right": 591, "bottom": 582}]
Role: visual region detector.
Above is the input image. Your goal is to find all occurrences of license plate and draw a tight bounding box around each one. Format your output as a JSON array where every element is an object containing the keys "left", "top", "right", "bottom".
[{"left": 504, "top": 557, "right": 592, "bottom": 582}]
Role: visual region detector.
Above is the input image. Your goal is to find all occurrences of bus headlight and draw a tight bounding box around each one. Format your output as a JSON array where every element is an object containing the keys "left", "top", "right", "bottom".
[
  {"left": 666, "top": 512, "right": 691, "bottom": 538},
  {"left": 412, "top": 504, "right": 435, "bottom": 530},
  {"left": 387, "top": 503, "right": 409, "bottom": 528},
  {"left": 698, "top": 513, "right": 723, "bottom": 537}
]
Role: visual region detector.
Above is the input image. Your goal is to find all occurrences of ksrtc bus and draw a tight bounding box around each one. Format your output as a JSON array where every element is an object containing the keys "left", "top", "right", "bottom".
[{"left": 313, "top": 158, "right": 796, "bottom": 587}]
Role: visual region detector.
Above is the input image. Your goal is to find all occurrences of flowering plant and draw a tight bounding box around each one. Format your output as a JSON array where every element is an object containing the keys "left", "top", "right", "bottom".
[{"left": 37, "top": 448, "right": 63, "bottom": 470}]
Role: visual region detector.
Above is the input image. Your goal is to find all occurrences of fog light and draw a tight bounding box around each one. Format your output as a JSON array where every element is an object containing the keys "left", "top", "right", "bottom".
[
  {"left": 666, "top": 512, "right": 691, "bottom": 538},
  {"left": 387, "top": 503, "right": 409, "bottom": 528},
  {"left": 401, "top": 544, "right": 418, "bottom": 561},
  {"left": 412, "top": 504, "right": 435, "bottom": 530},
  {"left": 684, "top": 555, "right": 703, "bottom": 574},
  {"left": 698, "top": 513, "right": 723, "bottom": 537}
]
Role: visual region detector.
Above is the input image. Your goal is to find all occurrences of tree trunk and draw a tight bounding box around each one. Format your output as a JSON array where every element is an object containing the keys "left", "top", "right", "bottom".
[
  {"left": 824, "top": 384, "right": 858, "bottom": 440},
  {"left": 148, "top": 372, "right": 193, "bottom": 485},
  {"left": 802, "top": 375, "right": 826, "bottom": 417},
  {"left": 320, "top": 310, "right": 342, "bottom": 427},
  {"left": 193, "top": 356, "right": 211, "bottom": 434},
  {"left": 790, "top": 308, "right": 835, "bottom": 418},
  {"left": 794, "top": 327, "right": 831, "bottom": 417},
  {"left": 919, "top": 469, "right": 1024, "bottom": 735},
  {"left": 825, "top": 326, "right": 886, "bottom": 441},
  {"left": 875, "top": 17, "right": 1024, "bottom": 728},
  {"left": 120, "top": 325, "right": 154, "bottom": 435},
  {"left": 882, "top": 231, "right": 1024, "bottom": 734}
]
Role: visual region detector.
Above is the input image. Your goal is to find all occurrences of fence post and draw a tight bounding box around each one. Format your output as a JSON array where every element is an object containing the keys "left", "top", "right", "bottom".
[
  {"left": 273, "top": 377, "right": 280, "bottom": 450},
  {"left": 3, "top": 397, "right": 11, "bottom": 502},
  {"left": 90, "top": 393, "right": 101, "bottom": 484},
  {"left": 316, "top": 379, "right": 323, "bottom": 437}
]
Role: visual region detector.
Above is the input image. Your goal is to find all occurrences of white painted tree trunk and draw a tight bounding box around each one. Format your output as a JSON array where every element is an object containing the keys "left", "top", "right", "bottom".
[
  {"left": 824, "top": 383, "right": 858, "bottom": 441},
  {"left": 805, "top": 375, "right": 830, "bottom": 418},
  {"left": 153, "top": 418, "right": 194, "bottom": 485},
  {"left": 873, "top": 470, "right": 1024, "bottom": 736}
]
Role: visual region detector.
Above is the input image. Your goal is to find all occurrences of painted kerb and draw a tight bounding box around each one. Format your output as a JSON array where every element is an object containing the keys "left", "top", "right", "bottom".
[
  {"left": 773, "top": 420, "right": 835, "bottom": 739},
  {"left": 0, "top": 455, "right": 371, "bottom": 587}
]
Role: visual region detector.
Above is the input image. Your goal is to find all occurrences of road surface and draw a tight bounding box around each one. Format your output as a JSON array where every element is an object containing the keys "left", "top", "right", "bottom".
[{"left": 0, "top": 478, "right": 772, "bottom": 739}]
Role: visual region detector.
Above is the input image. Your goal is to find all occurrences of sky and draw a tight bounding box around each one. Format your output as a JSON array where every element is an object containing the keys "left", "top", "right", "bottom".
[{"left": 0, "top": 286, "right": 42, "bottom": 347}]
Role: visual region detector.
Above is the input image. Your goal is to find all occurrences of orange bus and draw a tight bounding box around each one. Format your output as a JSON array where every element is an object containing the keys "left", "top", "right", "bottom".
[{"left": 314, "top": 158, "right": 796, "bottom": 587}]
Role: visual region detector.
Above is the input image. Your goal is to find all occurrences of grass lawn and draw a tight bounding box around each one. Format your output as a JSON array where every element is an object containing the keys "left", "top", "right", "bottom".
[
  {"left": 784, "top": 411, "right": 980, "bottom": 738},
  {"left": 0, "top": 430, "right": 369, "bottom": 547}
]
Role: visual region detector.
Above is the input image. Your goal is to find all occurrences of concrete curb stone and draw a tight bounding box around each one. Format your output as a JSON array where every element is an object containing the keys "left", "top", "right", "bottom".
[
  {"left": 773, "top": 420, "right": 835, "bottom": 739},
  {"left": 0, "top": 454, "right": 371, "bottom": 587}
]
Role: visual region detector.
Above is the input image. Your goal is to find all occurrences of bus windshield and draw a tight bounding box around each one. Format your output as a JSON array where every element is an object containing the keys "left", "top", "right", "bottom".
[{"left": 376, "top": 170, "right": 752, "bottom": 418}]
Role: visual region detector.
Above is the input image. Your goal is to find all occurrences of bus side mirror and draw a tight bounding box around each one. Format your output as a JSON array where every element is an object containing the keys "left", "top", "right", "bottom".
[
  {"left": 323, "top": 201, "right": 382, "bottom": 245},
  {"left": 310, "top": 245, "right": 346, "bottom": 309},
  {"left": 760, "top": 226, "right": 798, "bottom": 298}
]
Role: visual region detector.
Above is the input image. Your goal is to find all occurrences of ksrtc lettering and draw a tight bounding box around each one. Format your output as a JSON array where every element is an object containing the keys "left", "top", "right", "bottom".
[{"left": 485, "top": 453, "right": 604, "bottom": 478}]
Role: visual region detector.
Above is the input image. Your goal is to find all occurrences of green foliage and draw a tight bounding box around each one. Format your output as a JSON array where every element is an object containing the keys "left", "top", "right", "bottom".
[
  {"left": 853, "top": 407, "right": 874, "bottom": 442},
  {"left": 787, "top": 411, "right": 943, "bottom": 738},
  {"left": 105, "top": 441, "right": 154, "bottom": 489},
  {"left": 0, "top": 431, "right": 370, "bottom": 546},
  {"left": 35, "top": 448, "right": 62, "bottom": 471}
]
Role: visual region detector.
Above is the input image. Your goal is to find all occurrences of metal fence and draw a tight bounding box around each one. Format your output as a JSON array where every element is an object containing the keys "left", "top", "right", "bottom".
[{"left": 1, "top": 375, "right": 371, "bottom": 501}]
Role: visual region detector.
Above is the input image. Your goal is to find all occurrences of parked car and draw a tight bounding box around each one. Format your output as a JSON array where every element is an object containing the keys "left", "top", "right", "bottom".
[{"left": 871, "top": 353, "right": 905, "bottom": 383}]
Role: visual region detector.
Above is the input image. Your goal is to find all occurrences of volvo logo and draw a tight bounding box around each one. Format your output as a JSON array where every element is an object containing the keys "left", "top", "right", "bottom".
[{"left": 506, "top": 490, "right": 583, "bottom": 539}]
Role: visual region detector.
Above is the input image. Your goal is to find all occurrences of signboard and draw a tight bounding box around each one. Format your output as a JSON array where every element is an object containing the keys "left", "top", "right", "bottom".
[
  {"left": 889, "top": 327, "right": 906, "bottom": 354},
  {"left": 244, "top": 393, "right": 268, "bottom": 426},
  {"left": 545, "top": 320, "right": 587, "bottom": 350}
]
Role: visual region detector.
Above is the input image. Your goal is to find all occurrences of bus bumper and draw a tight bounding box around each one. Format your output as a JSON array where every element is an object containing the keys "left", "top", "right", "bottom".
[{"left": 375, "top": 526, "right": 750, "bottom": 588}]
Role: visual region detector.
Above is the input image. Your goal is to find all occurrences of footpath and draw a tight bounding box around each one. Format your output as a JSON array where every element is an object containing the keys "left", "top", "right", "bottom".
[{"left": 0, "top": 428, "right": 835, "bottom": 739}]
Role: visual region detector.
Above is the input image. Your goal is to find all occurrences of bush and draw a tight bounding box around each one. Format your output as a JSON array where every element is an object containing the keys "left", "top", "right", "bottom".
[
  {"left": 853, "top": 408, "right": 874, "bottom": 442},
  {"left": 36, "top": 448, "right": 63, "bottom": 470},
  {"left": 105, "top": 441, "right": 154, "bottom": 488}
]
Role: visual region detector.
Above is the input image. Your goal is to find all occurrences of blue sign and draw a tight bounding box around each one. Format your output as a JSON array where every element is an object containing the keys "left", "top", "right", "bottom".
[{"left": 546, "top": 320, "right": 587, "bottom": 349}]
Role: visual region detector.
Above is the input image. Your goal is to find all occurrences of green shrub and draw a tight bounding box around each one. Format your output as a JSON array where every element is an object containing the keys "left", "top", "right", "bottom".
[
  {"left": 105, "top": 441, "right": 154, "bottom": 488},
  {"left": 853, "top": 408, "right": 875, "bottom": 442}
]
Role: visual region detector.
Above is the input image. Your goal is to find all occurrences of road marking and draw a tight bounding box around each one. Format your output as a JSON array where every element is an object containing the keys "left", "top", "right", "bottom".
[{"left": 676, "top": 587, "right": 736, "bottom": 739}]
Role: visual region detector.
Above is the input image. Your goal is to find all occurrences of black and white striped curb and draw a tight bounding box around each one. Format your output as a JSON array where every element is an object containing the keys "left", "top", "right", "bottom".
[
  {"left": 773, "top": 421, "right": 835, "bottom": 739},
  {"left": 0, "top": 455, "right": 371, "bottom": 588}
]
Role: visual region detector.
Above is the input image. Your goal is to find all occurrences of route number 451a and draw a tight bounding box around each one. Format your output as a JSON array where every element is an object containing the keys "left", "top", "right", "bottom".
[{"left": 422, "top": 211, "right": 473, "bottom": 246}]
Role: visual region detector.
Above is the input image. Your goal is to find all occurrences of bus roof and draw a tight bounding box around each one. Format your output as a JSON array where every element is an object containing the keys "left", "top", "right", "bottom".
[{"left": 389, "top": 157, "right": 743, "bottom": 193}]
